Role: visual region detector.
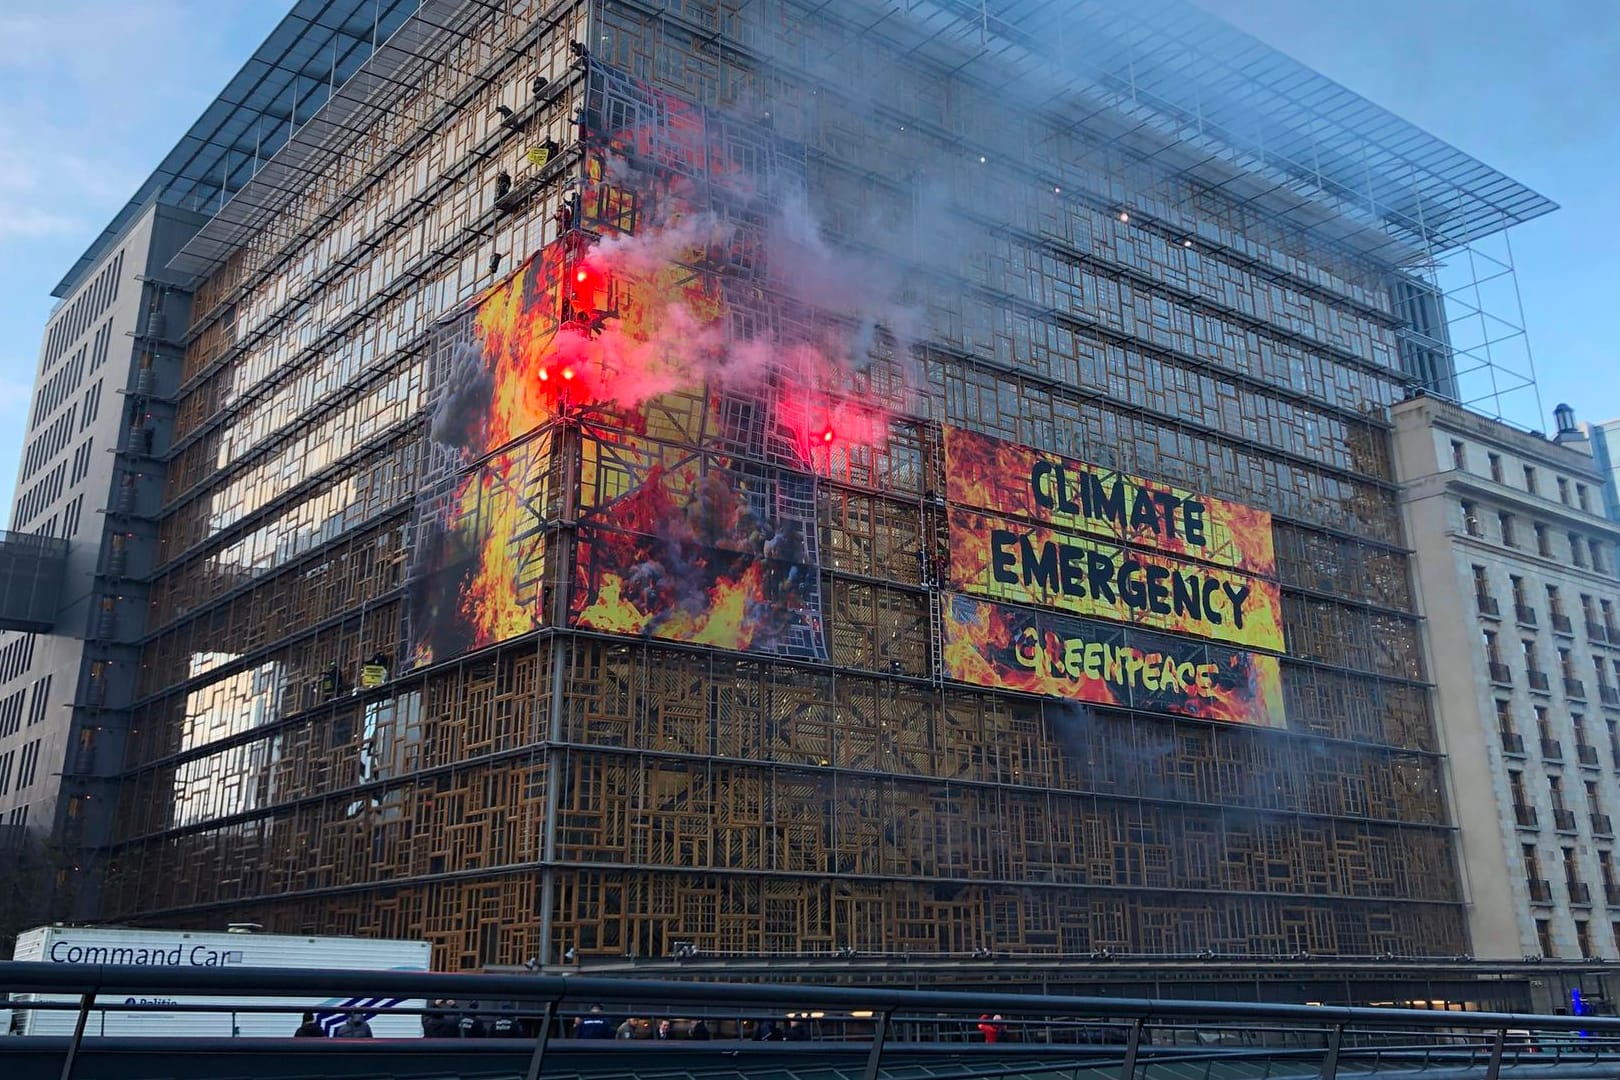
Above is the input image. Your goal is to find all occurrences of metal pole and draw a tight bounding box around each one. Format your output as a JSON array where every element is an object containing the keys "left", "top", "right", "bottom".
[
  {"left": 862, "top": 1008, "right": 893, "bottom": 1080},
  {"left": 1321, "top": 1023, "right": 1343, "bottom": 1080},
  {"left": 1120, "top": 1017, "right": 1143, "bottom": 1080},
  {"left": 522, "top": 1000, "right": 556, "bottom": 1080},
  {"left": 58, "top": 991, "right": 96, "bottom": 1080},
  {"left": 1483, "top": 1027, "right": 1505, "bottom": 1080}
]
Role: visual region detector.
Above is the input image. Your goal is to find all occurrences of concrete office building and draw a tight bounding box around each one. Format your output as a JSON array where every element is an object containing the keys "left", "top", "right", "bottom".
[
  {"left": 6, "top": 0, "right": 1561, "bottom": 969},
  {"left": 0, "top": 203, "right": 201, "bottom": 887},
  {"left": 1394, "top": 395, "right": 1620, "bottom": 960}
]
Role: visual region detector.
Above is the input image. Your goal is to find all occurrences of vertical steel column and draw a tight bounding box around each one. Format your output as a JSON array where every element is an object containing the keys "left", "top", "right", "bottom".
[{"left": 539, "top": 417, "right": 580, "bottom": 967}]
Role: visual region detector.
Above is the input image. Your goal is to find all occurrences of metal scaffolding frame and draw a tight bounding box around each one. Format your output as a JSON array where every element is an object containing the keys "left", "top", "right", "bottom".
[{"left": 781, "top": 0, "right": 1555, "bottom": 423}]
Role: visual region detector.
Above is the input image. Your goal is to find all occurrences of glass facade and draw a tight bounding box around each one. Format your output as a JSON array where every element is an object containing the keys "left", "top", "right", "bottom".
[{"left": 93, "top": 0, "right": 1544, "bottom": 965}]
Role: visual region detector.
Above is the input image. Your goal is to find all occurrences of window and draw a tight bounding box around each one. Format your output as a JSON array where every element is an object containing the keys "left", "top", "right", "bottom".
[
  {"left": 1485, "top": 628, "right": 1503, "bottom": 664},
  {"left": 1523, "top": 842, "right": 1542, "bottom": 879},
  {"left": 1451, "top": 440, "right": 1467, "bottom": 470},
  {"left": 1512, "top": 575, "right": 1533, "bottom": 623},
  {"left": 1490, "top": 452, "right": 1504, "bottom": 482},
  {"left": 1559, "top": 477, "right": 1571, "bottom": 504},
  {"left": 1551, "top": 775, "right": 1568, "bottom": 812},
  {"left": 1463, "top": 501, "right": 1482, "bottom": 537},
  {"left": 1561, "top": 648, "right": 1576, "bottom": 680},
  {"left": 1537, "top": 523, "right": 1552, "bottom": 556},
  {"left": 1577, "top": 919, "right": 1593, "bottom": 957},
  {"left": 15, "top": 738, "right": 41, "bottom": 788},
  {"left": 1537, "top": 918, "right": 1554, "bottom": 958},
  {"left": 1511, "top": 770, "right": 1530, "bottom": 808},
  {"left": 1604, "top": 600, "right": 1617, "bottom": 635},
  {"left": 1524, "top": 639, "right": 1541, "bottom": 673},
  {"left": 1587, "top": 779, "right": 1602, "bottom": 813},
  {"left": 1496, "top": 699, "right": 1515, "bottom": 734},
  {"left": 1579, "top": 483, "right": 1591, "bottom": 511},
  {"left": 1473, "top": 566, "right": 1495, "bottom": 614},
  {"left": 1594, "top": 541, "right": 1609, "bottom": 576},
  {"left": 1500, "top": 513, "right": 1517, "bottom": 547},
  {"left": 1524, "top": 465, "right": 1538, "bottom": 494},
  {"left": 1572, "top": 532, "right": 1588, "bottom": 568}
]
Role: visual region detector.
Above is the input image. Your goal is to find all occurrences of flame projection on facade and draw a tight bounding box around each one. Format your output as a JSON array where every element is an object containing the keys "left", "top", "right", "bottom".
[
  {"left": 406, "top": 67, "right": 859, "bottom": 668},
  {"left": 570, "top": 432, "right": 826, "bottom": 659},
  {"left": 406, "top": 428, "right": 559, "bottom": 667}
]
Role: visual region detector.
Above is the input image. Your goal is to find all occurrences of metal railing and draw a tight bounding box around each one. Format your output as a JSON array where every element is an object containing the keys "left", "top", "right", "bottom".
[{"left": 7, "top": 960, "right": 1620, "bottom": 1080}]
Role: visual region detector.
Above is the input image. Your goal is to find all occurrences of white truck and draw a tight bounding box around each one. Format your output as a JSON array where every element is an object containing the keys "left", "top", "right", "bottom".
[{"left": 8, "top": 925, "right": 432, "bottom": 1038}]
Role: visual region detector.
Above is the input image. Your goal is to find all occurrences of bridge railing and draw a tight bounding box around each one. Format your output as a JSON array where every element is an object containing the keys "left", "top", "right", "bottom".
[{"left": 4, "top": 960, "right": 1619, "bottom": 1080}]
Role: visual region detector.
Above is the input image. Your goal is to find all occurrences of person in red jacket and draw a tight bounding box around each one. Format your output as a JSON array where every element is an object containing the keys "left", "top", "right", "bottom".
[{"left": 977, "top": 1014, "right": 1006, "bottom": 1043}]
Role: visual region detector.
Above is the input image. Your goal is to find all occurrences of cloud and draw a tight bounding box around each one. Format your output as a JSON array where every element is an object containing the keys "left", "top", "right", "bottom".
[{"left": 0, "top": 207, "right": 84, "bottom": 240}]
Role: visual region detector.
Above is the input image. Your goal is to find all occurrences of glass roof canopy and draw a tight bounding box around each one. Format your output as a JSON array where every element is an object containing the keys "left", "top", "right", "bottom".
[
  {"left": 56, "top": 0, "right": 1556, "bottom": 298},
  {"left": 52, "top": 0, "right": 422, "bottom": 298},
  {"left": 885, "top": 0, "right": 1556, "bottom": 261}
]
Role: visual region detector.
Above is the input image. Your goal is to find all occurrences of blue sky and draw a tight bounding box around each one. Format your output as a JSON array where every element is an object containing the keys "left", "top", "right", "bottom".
[{"left": 0, "top": 0, "right": 1614, "bottom": 515}]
